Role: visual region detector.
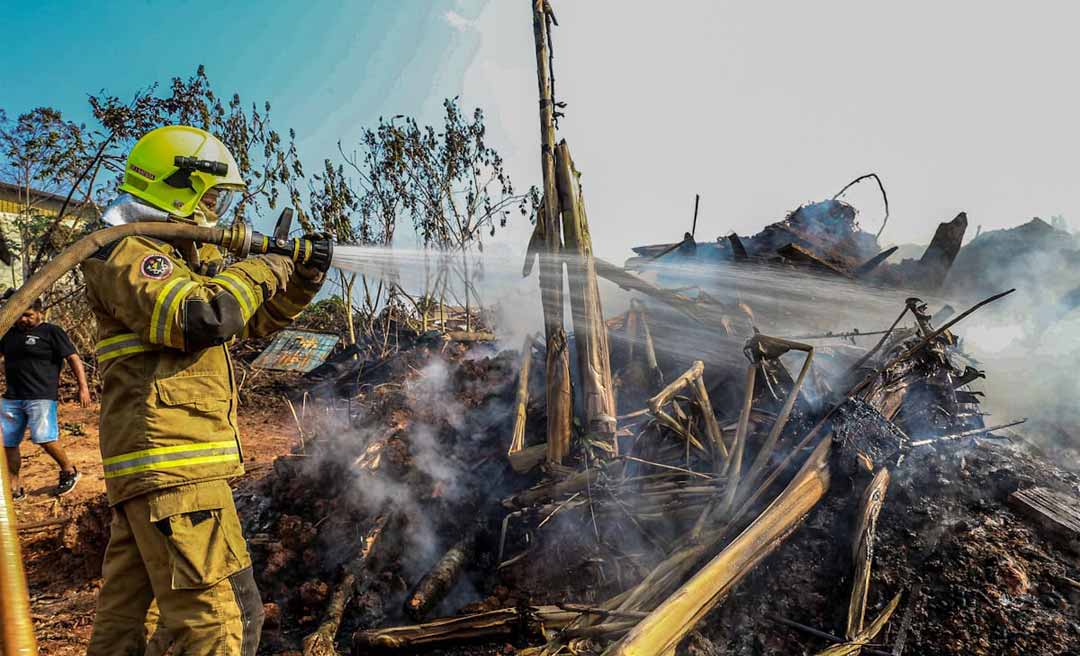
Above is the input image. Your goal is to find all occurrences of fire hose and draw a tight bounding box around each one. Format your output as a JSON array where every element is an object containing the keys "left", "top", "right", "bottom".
[{"left": 0, "top": 216, "right": 331, "bottom": 655}]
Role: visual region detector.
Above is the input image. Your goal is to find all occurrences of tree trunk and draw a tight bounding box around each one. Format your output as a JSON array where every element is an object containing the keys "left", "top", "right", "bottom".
[
  {"left": 555, "top": 140, "right": 616, "bottom": 441},
  {"left": 532, "top": 0, "right": 573, "bottom": 461},
  {"left": 532, "top": 0, "right": 564, "bottom": 343},
  {"left": 546, "top": 328, "right": 572, "bottom": 465},
  {"left": 340, "top": 271, "right": 357, "bottom": 345},
  {"left": 461, "top": 244, "right": 472, "bottom": 333}
]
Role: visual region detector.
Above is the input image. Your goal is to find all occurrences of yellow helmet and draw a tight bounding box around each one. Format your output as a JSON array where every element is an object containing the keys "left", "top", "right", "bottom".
[{"left": 119, "top": 125, "right": 245, "bottom": 226}]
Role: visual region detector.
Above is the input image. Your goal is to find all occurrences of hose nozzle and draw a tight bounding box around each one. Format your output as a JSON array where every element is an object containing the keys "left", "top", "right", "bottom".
[{"left": 221, "top": 224, "right": 333, "bottom": 272}]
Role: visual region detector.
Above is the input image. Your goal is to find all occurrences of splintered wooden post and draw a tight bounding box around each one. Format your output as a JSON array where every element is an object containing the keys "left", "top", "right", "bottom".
[
  {"left": 916, "top": 212, "right": 967, "bottom": 290},
  {"left": 632, "top": 302, "right": 664, "bottom": 391},
  {"left": 646, "top": 361, "right": 717, "bottom": 459},
  {"left": 740, "top": 338, "right": 814, "bottom": 503},
  {"left": 531, "top": 0, "right": 564, "bottom": 343},
  {"left": 530, "top": 0, "right": 573, "bottom": 465},
  {"left": 507, "top": 334, "right": 534, "bottom": 471},
  {"left": 721, "top": 362, "right": 757, "bottom": 514},
  {"left": 847, "top": 468, "right": 890, "bottom": 644},
  {"left": 555, "top": 140, "right": 617, "bottom": 441},
  {"left": 546, "top": 328, "right": 573, "bottom": 464}
]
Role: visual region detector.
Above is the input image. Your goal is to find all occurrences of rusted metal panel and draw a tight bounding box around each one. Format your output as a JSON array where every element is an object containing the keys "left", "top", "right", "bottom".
[{"left": 252, "top": 329, "right": 339, "bottom": 373}]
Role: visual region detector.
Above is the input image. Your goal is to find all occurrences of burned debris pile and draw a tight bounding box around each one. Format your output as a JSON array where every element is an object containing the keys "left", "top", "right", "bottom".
[
  {"left": 231, "top": 263, "right": 1080, "bottom": 655},
  {"left": 233, "top": 3, "right": 1080, "bottom": 650},
  {"left": 626, "top": 176, "right": 972, "bottom": 294}
]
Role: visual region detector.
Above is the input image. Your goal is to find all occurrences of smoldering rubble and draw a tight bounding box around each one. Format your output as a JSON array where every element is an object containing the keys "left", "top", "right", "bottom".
[{"left": 210, "top": 204, "right": 1080, "bottom": 656}]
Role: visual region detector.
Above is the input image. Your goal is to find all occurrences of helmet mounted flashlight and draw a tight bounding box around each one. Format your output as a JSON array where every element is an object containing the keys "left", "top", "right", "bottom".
[{"left": 174, "top": 156, "right": 229, "bottom": 176}]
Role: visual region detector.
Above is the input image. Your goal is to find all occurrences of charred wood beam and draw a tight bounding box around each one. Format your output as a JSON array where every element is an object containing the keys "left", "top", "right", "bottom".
[
  {"left": 303, "top": 571, "right": 355, "bottom": 656},
  {"left": 853, "top": 246, "right": 897, "bottom": 278},
  {"left": 847, "top": 468, "right": 890, "bottom": 644},
  {"left": 508, "top": 334, "right": 535, "bottom": 472},
  {"left": 647, "top": 360, "right": 726, "bottom": 463},
  {"left": 727, "top": 233, "right": 749, "bottom": 261},
  {"left": 916, "top": 212, "right": 967, "bottom": 290},
  {"left": 556, "top": 140, "right": 617, "bottom": 440},
  {"left": 546, "top": 328, "right": 573, "bottom": 464},
  {"left": 303, "top": 512, "right": 395, "bottom": 656},
  {"left": 721, "top": 362, "right": 757, "bottom": 515},
  {"left": 352, "top": 606, "right": 576, "bottom": 650},
  {"left": 1008, "top": 486, "right": 1080, "bottom": 555},
  {"left": 404, "top": 531, "right": 477, "bottom": 620},
  {"left": 593, "top": 259, "right": 715, "bottom": 329},
  {"left": 740, "top": 337, "right": 814, "bottom": 504},
  {"left": 777, "top": 243, "right": 852, "bottom": 278}
]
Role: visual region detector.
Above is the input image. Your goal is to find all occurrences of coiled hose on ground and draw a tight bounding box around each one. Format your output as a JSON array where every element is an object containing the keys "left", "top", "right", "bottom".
[{"left": 0, "top": 221, "right": 228, "bottom": 656}]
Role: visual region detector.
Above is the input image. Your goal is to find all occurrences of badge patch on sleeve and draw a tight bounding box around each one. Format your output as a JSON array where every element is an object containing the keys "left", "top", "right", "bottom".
[{"left": 140, "top": 254, "right": 174, "bottom": 280}]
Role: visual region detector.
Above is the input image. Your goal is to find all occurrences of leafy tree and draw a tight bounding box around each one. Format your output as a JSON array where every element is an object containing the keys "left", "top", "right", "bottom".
[
  {"left": 337, "top": 98, "right": 534, "bottom": 331},
  {"left": 3, "top": 65, "right": 306, "bottom": 278},
  {"left": 0, "top": 107, "right": 90, "bottom": 280},
  {"left": 306, "top": 159, "right": 363, "bottom": 343},
  {"left": 87, "top": 65, "right": 305, "bottom": 223}
]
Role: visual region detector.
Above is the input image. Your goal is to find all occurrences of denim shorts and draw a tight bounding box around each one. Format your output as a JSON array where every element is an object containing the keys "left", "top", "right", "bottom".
[{"left": 2, "top": 399, "right": 59, "bottom": 447}]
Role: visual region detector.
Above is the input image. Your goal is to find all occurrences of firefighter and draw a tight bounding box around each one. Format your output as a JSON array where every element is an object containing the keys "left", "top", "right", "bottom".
[{"left": 83, "top": 125, "right": 327, "bottom": 655}]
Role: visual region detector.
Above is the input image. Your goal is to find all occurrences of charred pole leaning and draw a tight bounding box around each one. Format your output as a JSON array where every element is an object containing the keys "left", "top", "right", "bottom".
[
  {"left": 531, "top": 0, "right": 573, "bottom": 464},
  {"left": 556, "top": 140, "right": 617, "bottom": 442},
  {"left": 532, "top": 0, "right": 564, "bottom": 343}
]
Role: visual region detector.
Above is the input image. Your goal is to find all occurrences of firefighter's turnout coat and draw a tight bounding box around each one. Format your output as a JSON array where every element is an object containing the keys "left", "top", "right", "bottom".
[{"left": 82, "top": 234, "right": 319, "bottom": 505}]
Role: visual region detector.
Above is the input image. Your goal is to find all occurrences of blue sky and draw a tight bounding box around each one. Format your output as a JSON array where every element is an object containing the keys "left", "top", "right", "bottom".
[
  {"left": 4, "top": 1, "right": 1079, "bottom": 260},
  {"left": 1, "top": 0, "right": 487, "bottom": 193}
]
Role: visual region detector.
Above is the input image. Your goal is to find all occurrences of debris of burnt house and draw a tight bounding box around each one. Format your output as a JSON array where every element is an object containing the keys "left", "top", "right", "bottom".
[
  {"left": 229, "top": 261, "right": 1079, "bottom": 656},
  {"left": 626, "top": 177, "right": 971, "bottom": 293}
]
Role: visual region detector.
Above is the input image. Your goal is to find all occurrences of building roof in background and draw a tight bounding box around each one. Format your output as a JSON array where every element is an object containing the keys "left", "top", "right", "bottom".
[{"left": 0, "top": 180, "right": 98, "bottom": 218}]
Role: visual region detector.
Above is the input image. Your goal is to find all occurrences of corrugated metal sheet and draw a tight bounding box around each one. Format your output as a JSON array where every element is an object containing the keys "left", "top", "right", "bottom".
[{"left": 252, "top": 330, "right": 340, "bottom": 373}]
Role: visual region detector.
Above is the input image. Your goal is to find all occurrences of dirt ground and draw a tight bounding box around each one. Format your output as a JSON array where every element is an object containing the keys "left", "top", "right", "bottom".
[{"left": 11, "top": 399, "right": 299, "bottom": 655}]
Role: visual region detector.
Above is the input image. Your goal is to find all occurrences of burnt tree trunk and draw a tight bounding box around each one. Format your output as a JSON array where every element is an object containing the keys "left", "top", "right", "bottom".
[
  {"left": 555, "top": 140, "right": 616, "bottom": 441},
  {"left": 532, "top": 0, "right": 572, "bottom": 462}
]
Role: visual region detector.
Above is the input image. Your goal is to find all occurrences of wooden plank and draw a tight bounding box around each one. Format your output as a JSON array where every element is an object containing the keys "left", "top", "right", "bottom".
[{"left": 1008, "top": 487, "right": 1080, "bottom": 554}]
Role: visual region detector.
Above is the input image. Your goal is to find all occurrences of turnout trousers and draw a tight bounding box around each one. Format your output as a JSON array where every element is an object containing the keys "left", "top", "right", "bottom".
[{"left": 87, "top": 479, "right": 264, "bottom": 655}]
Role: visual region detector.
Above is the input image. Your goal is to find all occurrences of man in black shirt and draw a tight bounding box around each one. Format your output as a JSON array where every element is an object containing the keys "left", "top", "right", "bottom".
[{"left": 1, "top": 299, "right": 91, "bottom": 498}]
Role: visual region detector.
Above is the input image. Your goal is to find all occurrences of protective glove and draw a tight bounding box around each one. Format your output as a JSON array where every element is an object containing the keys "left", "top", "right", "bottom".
[
  {"left": 255, "top": 253, "right": 296, "bottom": 290},
  {"left": 298, "top": 232, "right": 333, "bottom": 282}
]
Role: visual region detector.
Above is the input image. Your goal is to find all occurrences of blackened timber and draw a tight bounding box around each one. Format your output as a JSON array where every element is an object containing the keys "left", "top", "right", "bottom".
[
  {"left": 917, "top": 212, "right": 967, "bottom": 289},
  {"left": 404, "top": 532, "right": 477, "bottom": 620},
  {"left": 853, "top": 246, "right": 898, "bottom": 277},
  {"left": 556, "top": 140, "right": 616, "bottom": 439}
]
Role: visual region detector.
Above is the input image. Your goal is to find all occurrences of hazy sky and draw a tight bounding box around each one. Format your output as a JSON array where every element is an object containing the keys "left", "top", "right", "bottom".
[
  {"left": 462, "top": 1, "right": 1080, "bottom": 258},
  {"left": 3, "top": 1, "right": 1077, "bottom": 260}
]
